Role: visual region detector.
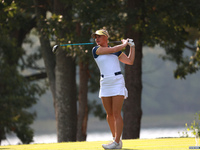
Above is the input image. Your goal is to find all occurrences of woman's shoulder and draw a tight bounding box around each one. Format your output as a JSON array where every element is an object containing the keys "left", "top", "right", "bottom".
[
  {"left": 92, "top": 45, "right": 100, "bottom": 50},
  {"left": 92, "top": 46, "right": 100, "bottom": 58}
]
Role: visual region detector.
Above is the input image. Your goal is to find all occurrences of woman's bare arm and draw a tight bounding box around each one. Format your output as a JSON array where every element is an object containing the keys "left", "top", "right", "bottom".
[
  {"left": 118, "top": 46, "right": 135, "bottom": 65},
  {"left": 96, "top": 39, "right": 128, "bottom": 55}
]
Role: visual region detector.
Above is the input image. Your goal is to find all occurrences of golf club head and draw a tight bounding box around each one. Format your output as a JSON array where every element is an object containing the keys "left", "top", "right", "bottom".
[{"left": 52, "top": 45, "right": 59, "bottom": 53}]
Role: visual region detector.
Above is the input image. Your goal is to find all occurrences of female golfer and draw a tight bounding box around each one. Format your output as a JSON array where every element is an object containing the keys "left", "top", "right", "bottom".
[{"left": 92, "top": 29, "right": 135, "bottom": 149}]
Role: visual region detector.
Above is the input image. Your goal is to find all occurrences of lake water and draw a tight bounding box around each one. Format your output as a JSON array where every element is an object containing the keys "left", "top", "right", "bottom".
[{"left": 1, "top": 127, "right": 187, "bottom": 146}]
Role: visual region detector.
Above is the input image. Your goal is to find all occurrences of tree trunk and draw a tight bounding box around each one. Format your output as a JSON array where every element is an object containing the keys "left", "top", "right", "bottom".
[
  {"left": 55, "top": 49, "right": 77, "bottom": 142},
  {"left": 123, "top": 34, "right": 143, "bottom": 139},
  {"left": 77, "top": 62, "right": 89, "bottom": 141},
  {"left": 123, "top": 0, "right": 143, "bottom": 139},
  {"left": 0, "top": 126, "right": 5, "bottom": 145},
  {"left": 33, "top": 0, "right": 56, "bottom": 116},
  {"left": 54, "top": 0, "right": 77, "bottom": 142}
]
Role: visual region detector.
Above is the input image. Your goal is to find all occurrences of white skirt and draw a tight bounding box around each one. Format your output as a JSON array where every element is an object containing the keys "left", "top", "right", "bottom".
[{"left": 99, "top": 74, "right": 128, "bottom": 99}]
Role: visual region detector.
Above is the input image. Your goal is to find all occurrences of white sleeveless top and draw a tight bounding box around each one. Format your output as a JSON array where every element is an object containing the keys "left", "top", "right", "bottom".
[
  {"left": 92, "top": 46, "right": 128, "bottom": 99},
  {"left": 92, "top": 46, "right": 122, "bottom": 77}
]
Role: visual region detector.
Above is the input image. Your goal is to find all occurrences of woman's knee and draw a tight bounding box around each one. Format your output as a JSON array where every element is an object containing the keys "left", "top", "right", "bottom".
[
  {"left": 107, "top": 112, "right": 114, "bottom": 118},
  {"left": 113, "top": 111, "right": 122, "bottom": 119}
]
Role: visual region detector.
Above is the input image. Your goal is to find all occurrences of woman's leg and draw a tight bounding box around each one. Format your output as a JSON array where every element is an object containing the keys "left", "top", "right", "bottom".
[
  {"left": 112, "top": 95, "right": 124, "bottom": 143},
  {"left": 101, "top": 97, "right": 115, "bottom": 138}
]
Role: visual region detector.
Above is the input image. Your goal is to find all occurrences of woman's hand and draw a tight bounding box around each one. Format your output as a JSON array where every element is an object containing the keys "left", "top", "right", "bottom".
[
  {"left": 122, "top": 39, "right": 128, "bottom": 45},
  {"left": 118, "top": 38, "right": 135, "bottom": 65},
  {"left": 121, "top": 39, "right": 129, "bottom": 46}
]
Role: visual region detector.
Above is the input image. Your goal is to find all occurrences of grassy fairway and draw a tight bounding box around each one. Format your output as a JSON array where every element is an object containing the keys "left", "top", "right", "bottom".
[{"left": 0, "top": 138, "right": 196, "bottom": 150}]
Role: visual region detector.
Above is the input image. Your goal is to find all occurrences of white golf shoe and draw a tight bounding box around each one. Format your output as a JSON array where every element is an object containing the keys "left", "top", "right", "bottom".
[{"left": 102, "top": 141, "right": 122, "bottom": 149}]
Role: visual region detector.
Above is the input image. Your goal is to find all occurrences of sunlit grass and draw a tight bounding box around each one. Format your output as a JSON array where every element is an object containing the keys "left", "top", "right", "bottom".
[{"left": 1, "top": 138, "right": 196, "bottom": 150}]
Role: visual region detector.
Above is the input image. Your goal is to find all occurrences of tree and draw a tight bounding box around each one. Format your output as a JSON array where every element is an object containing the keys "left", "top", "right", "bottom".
[
  {"left": 0, "top": 0, "right": 45, "bottom": 144},
  {"left": 33, "top": 0, "right": 56, "bottom": 100},
  {"left": 34, "top": 0, "right": 78, "bottom": 142},
  {"left": 77, "top": 59, "right": 89, "bottom": 141},
  {"left": 0, "top": 64, "right": 44, "bottom": 144},
  {"left": 123, "top": 0, "right": 200, "bottom": 139},
  {"left": 175, "top": 38, "right": 200, "bottom": 79},
  {"left": 123, "top": 0, "right": 143, "bottom": 139},
  {"left": 76, "top": 24, "right": 90, "bottom": 141},
  {"left": 54, "top": 0, "right": 77, "bottom": 142}
]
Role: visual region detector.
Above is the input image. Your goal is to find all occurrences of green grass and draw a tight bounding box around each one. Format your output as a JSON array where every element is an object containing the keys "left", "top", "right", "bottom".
[{"left": 0, "top": 138, "right": 197, "bottom": 150}]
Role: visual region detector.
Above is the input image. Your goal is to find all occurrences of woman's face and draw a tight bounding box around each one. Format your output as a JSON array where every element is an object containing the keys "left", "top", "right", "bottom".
[{"left": 95, "top": 35, "right": 108, "bottom": 46}]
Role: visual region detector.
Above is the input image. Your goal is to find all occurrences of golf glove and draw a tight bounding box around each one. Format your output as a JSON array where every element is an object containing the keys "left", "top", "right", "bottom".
[{"left": 128, "top": 39, "right": 135, "bottom": 47}]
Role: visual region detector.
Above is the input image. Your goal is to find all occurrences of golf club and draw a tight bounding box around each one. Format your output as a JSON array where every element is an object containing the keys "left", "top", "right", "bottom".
[{"left": 52, "top": 41, "right": 122, "bottom": 53}]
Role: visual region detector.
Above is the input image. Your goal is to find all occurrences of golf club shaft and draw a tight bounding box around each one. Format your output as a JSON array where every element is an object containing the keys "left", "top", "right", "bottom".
[
  {"left": 52, "top": 41, "right": 123, "bottom": 53},
  {"left": 59, "top": 41, "right": 121, "bottom": 47}
]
